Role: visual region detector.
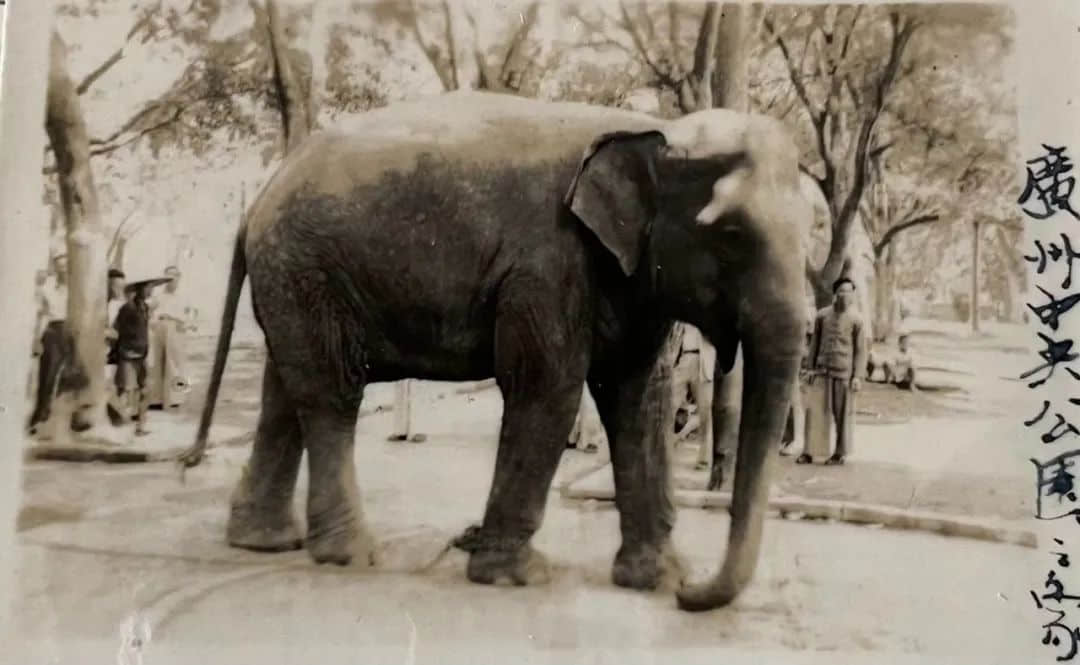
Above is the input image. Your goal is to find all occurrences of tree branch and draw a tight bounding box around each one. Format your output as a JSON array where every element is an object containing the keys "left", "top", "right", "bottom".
[
  {"left": 874, "top": 213, "right": 940, "bottom": 256},
  {"left": 617, "top": 1, "right": 674, "bottom": 86},
  {"left": 497, "top": 2, "right": 540, "bottom": 87},
  {"left": 869, "top": 140, "right": 894, "bottom": 160},
  {"left": 73, "top": 10, "right": 154, "bottom": 95},
  {"left": 439, "top": 0, "right": 460, "bottom": 90},
  {"left": 408, "top": 0, "right": 454, "bottom": 91},
  {"left": 798, "top": 161, "right": 827, "bottom": 193},
  {"left": 764, "top": 16, "right": 819, "bottom": 125}
]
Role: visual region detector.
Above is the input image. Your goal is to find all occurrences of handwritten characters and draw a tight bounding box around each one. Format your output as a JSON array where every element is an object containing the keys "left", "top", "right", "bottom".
[
  {"left": 1023, "top": 144, "right": 1080, "bottom": 660},
  {"left": 1027, "top": 233, "right": 1080, "bottom": 289},
  {"left": 1020, "top": 144, "right": 1080, "bottom": 221},
  {"left": 1032, "top": 451, "right": 1080, "bottom": 522},
  {"left": 1027, "top": 400, "right": 1080, "bottom": 444},
  {"left": 1022, "top": 332, "right": 1080, "bottom": 389},
  {"left": 1033, "top": 539, "right": 1080, "bottom": 661}
]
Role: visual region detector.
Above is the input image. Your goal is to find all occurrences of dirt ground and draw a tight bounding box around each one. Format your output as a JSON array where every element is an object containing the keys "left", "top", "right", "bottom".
[{"left": 7, "top": 317, "right": 1043, "bottom": 663}]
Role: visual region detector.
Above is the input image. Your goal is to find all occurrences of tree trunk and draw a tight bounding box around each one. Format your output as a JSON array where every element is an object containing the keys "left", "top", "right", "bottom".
[
  {"left": 110, "top": 237, "right": 127, "bottom": 271},
  {"left": 971, "top": 219, "right": 982, "bottom": 333},
  {"left": 698, "top": 1, "right": 754, "bottom": 481},
  {"left": 266, "top": 0, "right": 312, "bottom": 153},
  {"left": 678, "top": 2, "right": 721, "bottom": 113},
  {"left": 0, "top": 0, "right": 57, "bottom": 626},
  {"left": 992, "top": 225, "right": 1022, "bottom": 322},
  {"left": 45, "top": 30, "right": 109, "bottom": 427},
  {"left": 872, "top": 247, "right": 899, "bottom": 342},
  {"left": 712, "top": 2, "right": 754, "bottom": 111}
]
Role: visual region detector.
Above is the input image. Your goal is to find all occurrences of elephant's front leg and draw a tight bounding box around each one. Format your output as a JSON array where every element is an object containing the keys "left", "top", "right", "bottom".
[
  {"left": 590, "top": 334, "right": 685, "bottom": 591},
  {"left": 464, "top": 386, "right": 582, "bottom": 585},
  {"left": 462, "top": 300, "right": 586, "bottom": 586}
]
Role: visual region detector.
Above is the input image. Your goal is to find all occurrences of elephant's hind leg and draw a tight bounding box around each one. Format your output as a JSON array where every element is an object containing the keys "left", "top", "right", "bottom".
[
  {"left": 298, "top": 404, "right": 375, "bottom": 567},
  {"left": 227, "top": 357, "right": 304, "bottom": 553}
]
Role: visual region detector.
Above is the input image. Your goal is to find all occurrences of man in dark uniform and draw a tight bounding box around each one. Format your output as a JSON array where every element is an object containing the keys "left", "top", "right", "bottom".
[
  {"left": 799, "top": 277, "right": 867, "bottom": 466},
  {"left": 114, "top": 280, "right": 154, "bottom": 436}
]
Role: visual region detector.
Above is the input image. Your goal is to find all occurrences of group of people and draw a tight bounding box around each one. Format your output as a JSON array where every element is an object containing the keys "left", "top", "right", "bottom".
[{"left": 28, "top": 254, "right": 195, "bottom": 439}]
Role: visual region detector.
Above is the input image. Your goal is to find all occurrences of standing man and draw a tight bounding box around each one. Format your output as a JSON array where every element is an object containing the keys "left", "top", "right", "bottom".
[
  {"left": 147, "top": 265, "right": 194, "bottom": 409},
  {"left": 105, "top": 269, "right": 129, "bottom": 425},
  {"left": 667, "top": 323, "right": 715, "bottom": 470},
  {"left": 799, "top": 277, "right": 867, "bottom": 466},
  {"left": 114, "top": 280, "right": 159, "bottom": 436},
  {"left": 27, "top": 255, "right": 84, "bottom": 435}
]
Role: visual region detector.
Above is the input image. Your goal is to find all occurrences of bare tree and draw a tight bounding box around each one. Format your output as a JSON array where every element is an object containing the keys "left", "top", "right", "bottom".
[
  {"left": 371, "top": 0, "right": 546, "bottom": 94},
  {"left": 570, "top": 2, "right": 761, "bottom": 114},
  {"left": 763, "top": 6, "right": 919, "bottom": 306},
  {"left": 45, "top": 30, "right": 110, "bottom": 435}
]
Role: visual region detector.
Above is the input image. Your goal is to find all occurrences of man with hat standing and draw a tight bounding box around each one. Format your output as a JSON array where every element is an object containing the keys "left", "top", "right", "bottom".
[
  {"left": 114, "top": 276, "right": 171, "bottom": 435},
  {"left": 799, "top": 276, "right": 867, "bottom": 466}
]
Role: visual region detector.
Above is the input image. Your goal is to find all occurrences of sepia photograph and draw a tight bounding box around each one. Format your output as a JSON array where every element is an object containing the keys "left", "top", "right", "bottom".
[{"left": 0, "top": 0, "right": 1059, "bottom": 662}]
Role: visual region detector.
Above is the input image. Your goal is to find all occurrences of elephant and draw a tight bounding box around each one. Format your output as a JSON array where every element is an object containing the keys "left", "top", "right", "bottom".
[{"left": 178, "top": 90, "right": 807, "bottom": 612}]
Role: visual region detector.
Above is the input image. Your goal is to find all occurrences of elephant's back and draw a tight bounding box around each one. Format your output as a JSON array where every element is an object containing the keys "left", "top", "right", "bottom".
[
  {"left": 328, "top": 90, "right": 661, "bottom": 163},
  {"left": 246, "top": 93, "right": 660, "bottom": 233}
]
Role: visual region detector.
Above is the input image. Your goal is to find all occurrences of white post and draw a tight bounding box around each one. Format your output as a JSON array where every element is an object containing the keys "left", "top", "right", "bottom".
[
  {"left": 391, "top": 379, "right": 413, "bottom": 440},
  {"left": 0, "top": 0, "right": 58, "bottom": 635}
]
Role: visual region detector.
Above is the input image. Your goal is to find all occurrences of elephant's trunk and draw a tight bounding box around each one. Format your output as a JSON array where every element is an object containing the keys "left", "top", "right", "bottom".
[{"left": 676, "top": 308, "right": 801, "bottom": 611}]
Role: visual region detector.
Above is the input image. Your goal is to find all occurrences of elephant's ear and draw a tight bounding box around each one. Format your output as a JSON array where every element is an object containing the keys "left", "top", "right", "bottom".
[{"left": 563, "top": 131, "right": 667, "bottom": 277}]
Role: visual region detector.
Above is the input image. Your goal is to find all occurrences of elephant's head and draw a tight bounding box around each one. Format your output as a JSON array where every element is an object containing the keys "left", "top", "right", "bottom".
[{"left": 564, "top": 108, "right": 808, "bottom": 611}]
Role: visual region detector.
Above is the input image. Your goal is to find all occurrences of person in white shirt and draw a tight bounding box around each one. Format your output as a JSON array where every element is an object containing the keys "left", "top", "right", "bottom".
[
  {"left": 666, "top": 323, "right": 716, "bottom": 470},
  {"left": 146, "top": 266, "right": 194, "bottom": 409},
  {"left": 28, "top": 255, "right": 76, "bottom": 433}
]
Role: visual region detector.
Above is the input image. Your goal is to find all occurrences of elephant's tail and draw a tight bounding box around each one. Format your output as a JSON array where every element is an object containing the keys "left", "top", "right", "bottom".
[{"left": 177, "top": 223, "right": 248, "bottom": 474}]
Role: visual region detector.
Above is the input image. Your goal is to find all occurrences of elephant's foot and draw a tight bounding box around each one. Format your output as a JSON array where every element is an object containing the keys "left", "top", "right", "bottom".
[
  {"left": 455, "top": 525, "right": 550, "bottom": 586},
  {"left": 612, "top": 541, "right": 686, "bottom": 592},
  {"left": 227, "top": 504, "right": 303, "bottom": 553},
  {"left": 305, "top": 514, "right": 377, "bottom": 567},
  {"left": 465, "top": 546, "right": 551, "bottom": 586}
]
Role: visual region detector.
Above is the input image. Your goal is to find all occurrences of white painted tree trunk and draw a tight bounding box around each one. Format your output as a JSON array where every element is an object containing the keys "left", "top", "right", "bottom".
[{"left": 47, "top": 30, "right": 110, "bottom": 428}]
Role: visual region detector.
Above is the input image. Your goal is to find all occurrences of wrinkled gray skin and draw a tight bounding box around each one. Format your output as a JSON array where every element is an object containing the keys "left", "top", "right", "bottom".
[{"left": 180, "top": 91, "right": 806, "bottom": 612}]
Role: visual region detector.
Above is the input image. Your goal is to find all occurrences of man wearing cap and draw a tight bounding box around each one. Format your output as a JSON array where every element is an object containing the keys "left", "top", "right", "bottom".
[
  {"left": 114, "top": 278, "right": 165, "bottom": 436},
  {"left": 799, "top": 276, "right": 867, "bottom": 466}
]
